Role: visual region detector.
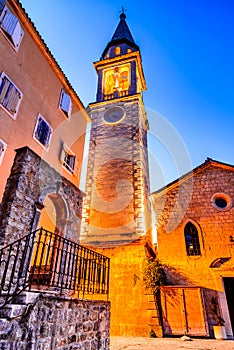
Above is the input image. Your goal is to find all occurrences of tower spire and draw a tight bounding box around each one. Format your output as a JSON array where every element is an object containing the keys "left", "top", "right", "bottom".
[{"left": 101, "top": 10, "right": 139, "bottom": 60}]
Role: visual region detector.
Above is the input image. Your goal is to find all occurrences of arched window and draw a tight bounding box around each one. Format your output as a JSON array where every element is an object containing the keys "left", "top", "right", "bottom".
[{"left": 184, "top": 222, "right": 201, "bottom": 256}]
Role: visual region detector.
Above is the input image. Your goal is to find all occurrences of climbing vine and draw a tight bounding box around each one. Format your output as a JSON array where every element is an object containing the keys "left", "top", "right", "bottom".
[{"left": 143, "top": 258, "right": 167, "bottom": 294}]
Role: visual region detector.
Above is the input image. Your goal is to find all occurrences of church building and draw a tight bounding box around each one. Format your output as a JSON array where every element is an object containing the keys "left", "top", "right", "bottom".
[
  {"left": 81, "top": 11, "right": 234, "bottom": 339},
  {"left": 0, "top": 0, "right": 233, "bottom": 344}
]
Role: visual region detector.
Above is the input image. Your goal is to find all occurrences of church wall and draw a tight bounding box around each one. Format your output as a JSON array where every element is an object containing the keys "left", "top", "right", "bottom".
[
  {"left": 95, "top": 240, "right": 163, "bottom": 337},
  {"left": 152, "top": 164, "right": 234, "bottom": 337}
]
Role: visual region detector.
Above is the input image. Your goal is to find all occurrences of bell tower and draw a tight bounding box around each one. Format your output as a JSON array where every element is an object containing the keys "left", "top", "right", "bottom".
[{"left": 81, "top": 11, "right": 151, "bottom": 247}]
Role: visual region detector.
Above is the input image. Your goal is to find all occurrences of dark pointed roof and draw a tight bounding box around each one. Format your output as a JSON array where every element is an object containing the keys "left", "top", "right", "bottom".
[
  {"left": 101, "top": 12, "right": 139, "bottom": 59},
  {"left": 111, "top": 12, "right": 135, "bottom": 43}
]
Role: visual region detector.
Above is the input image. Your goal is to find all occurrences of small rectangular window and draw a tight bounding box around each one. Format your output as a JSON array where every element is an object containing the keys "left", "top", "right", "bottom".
[
  {"left": 0, "top": 72, "right": 22, "bottom": 119},
  {"left": 0, "top": 6, "right": 24, "bottom": 49},
  {"left": 59, "top": 89, "right": 72, "bottom": 117},
  {"left": 61, "top": 143, "right": 77, "bottom": 174},
  {"left": 33, "top": 114, "right": 52, "bottom": 148},
  {"left": 0, "top": 138, "right": 6, "bottom": 165}
]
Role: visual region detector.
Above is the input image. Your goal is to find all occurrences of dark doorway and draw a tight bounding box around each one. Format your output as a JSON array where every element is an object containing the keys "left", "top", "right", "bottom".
[{"left": 223, "top": 277, "right": 234, "bottom": 332}]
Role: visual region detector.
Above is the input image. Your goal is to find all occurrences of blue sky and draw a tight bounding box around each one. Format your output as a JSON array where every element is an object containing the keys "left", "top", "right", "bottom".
[{"left": 20, "top": 0, "right": 234, "bottom": 191}]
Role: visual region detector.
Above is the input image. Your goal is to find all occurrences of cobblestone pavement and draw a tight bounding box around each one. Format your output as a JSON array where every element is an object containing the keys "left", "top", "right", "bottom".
[{"left": 110, "top": 336, "right": 234, "bottom": 350}]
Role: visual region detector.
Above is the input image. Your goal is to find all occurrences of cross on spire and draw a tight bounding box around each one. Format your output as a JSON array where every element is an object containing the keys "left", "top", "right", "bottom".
[{"left": 120, "top": 6, "right": 127, "bottom": 15}]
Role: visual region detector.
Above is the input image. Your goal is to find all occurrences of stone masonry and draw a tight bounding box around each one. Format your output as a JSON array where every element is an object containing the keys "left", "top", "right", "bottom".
[
  {"left": 151, "top": 159, "right": 234, "bottom": 337},
  {"left": 81, "top": 97, "right": 151, "bottom": 246},
  {"left": 0, "top": 293, "right": 110, "bottom": 350},
  {"left": 0, "top": 146, "right": 84, "bottom": 246}
]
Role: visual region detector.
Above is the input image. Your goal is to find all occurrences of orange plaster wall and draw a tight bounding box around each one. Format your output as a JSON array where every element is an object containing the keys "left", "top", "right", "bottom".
[{"left": 0, "top": 1, "right": 88, "bottom": 201}]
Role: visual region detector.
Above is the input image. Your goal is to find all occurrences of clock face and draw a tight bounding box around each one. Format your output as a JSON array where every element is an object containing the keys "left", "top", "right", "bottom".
[{"left": 103, "top": 106, "right": 125, "bottom": 124}]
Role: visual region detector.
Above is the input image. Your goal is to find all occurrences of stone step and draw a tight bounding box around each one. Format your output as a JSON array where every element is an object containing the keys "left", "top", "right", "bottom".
[
  {"left": 0, "top": 318, "right": 9, "bottom": 335},
  {"left": 10, "top": 291, "right": 38, "bottom": 305},
  {"left": 0, "top": 304, "right": 27, "bottom": 319}
]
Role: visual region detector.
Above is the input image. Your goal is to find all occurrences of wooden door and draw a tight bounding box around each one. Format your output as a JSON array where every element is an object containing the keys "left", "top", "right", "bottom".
[
  {"left": 161, "top": 286, "right": 209, "bottom": 336},
  {"left": 223, "top": 277, "right": 234, "bottom": 332}
]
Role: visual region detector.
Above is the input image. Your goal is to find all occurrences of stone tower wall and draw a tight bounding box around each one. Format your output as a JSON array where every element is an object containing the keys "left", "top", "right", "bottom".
[{"left": 82, "top": 97, "right": 151, "bottom": 246}]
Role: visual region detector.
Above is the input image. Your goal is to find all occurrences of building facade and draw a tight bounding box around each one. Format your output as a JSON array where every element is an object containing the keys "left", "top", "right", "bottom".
[
  {"left": 1, "top": 0, "right": 233, "bottom": 341},
  {"left": 0, "top": 0, "right": 90, "bottom": 245},
  {"left": 0, "top": 2, "right": 110, "bottom": 348},
  {"left": 151, "top": 158, "right": 234, "bottom": 338}
]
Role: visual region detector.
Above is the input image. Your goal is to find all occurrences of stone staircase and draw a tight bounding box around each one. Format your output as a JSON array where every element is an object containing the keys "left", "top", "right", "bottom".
[
  {"left": 145, "top": 293, "right": 163, "bottom": 337},
  {"left": 0, "top": 292, "right": 38, "bottom": 346}
]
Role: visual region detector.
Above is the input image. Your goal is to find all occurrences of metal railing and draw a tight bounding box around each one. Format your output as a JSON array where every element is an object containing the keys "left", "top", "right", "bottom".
[
  {"left": 103, "top": 89, "right": 129, "bottom": 101},
  {"left": 0, "top": 228, "right": 110, "bottom": 307}
]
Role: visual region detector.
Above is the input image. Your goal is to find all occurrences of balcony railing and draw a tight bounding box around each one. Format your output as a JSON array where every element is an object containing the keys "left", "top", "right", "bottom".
[
  {"left": 103, "top": 89, "right": 129, "bottom": 101},
  {"left": 0, "top": 228, "right": 110, "bottom": 307}
]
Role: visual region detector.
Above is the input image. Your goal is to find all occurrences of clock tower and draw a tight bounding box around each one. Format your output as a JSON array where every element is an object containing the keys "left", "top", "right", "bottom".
[
  {"left": 81, "top": 11, "right": 162, "bottom": 337},
  {"left": 81, "top": 11, "right": 151, "bottom": 247}
]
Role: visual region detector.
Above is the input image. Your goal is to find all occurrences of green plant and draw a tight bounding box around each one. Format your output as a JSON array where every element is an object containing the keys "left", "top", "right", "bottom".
[
  {"left": 143, "top": 258, "right": 166, "bottom": 294},
  {"left": 211, "top": 297, "right": 225, "bottom": 326},
  {"left": 149, "top": 329, "right": 157, "bottom": 338}
]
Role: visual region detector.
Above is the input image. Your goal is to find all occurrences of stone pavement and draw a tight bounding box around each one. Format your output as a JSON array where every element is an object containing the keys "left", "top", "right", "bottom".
[{"left": 110, "top": 336, "right": 234, "bottom": 350}]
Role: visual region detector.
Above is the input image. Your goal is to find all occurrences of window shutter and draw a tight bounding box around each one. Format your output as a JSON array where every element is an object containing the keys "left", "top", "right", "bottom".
[
  {"left": 0, "top": 73, "right": 22, "bottom": 117},
  {"left": 0, "top": 1, "right": 6, "bottom": 14},
  {"left": 60, "top": 147, "right": 66, "bottom": 164},
  {"left": 60, "top": 89, "right": 72, "bottom": 117},
  {"left": 7, "top": 86, "right": 21, "bottom": 114},
  {"left": 0, "top": 76, "right": 9, "bottom": 103},
  {"left": 0, "top": 138, "right": 6, "bottom": 165},
  {"left": 11, "top": 20, "right": 24, "bottom": 47},
  {"left": 0, "top": 140, "right": 5, "bottom": 155},
  {"left": 0, "top": 6, "right": 24, "bottom": 48},
  {"left": 73, "top": 157, "right": 79, "bottom": 176},
  {"left": 0, "top": 7, "right": 18, "bottom": 35}
]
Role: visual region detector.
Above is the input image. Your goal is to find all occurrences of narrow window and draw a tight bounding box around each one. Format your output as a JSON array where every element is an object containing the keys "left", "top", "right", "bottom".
[
  {"left": 61, "top": 143, "right": 77, "bottom": 174},
  {"left": 114, "top": 47, "right": 120, "bottom": 55},
  {"left": 33, "top": 115, "right": 52, "bottom": 148},
  {"left": 0, "top": 138, "right": 7, "bottom": 165},
  {"left": 0, "top": 6, "right": 24, "bottom": 49},
  {"left": 184, "top": 222, "right": 201, "bottom": 256},
  {"left": 59, "top": 89, "right": 72, "bottom": 117},
  {"left": 0, "top": 72, "right": 22, "bottom": 118}
]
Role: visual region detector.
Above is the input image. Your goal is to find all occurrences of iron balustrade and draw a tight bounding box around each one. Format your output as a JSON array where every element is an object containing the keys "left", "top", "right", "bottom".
[
  {"left": 0, "top": 228, "right": 110, "bottom": 307},
  {"left": 103, "top": 89, "right": 129, "bottom": 101}
]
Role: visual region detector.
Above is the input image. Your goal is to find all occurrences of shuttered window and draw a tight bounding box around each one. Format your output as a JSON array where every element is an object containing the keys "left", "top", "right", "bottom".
[
  {"left": 59, "top": 89, "right": 72, "bottom": 117},
  {"left": 0, "top": 72, "right": 22, "bottom": 118},
  {"left": 0, "top": 6, "right": 24, "bottom": 49},
  {"left": 61, "top": 143, "right": 77, "bottom": 174},
  {"left": 34, "top": 115, "right": 52, "bottom": 148},
  {"left": 0, "top": 138, "right": 6, "bottom": 165}
]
